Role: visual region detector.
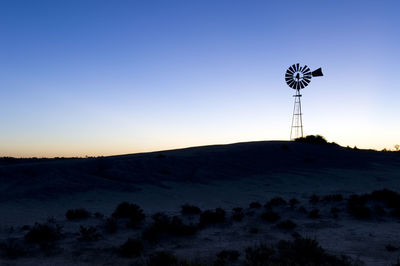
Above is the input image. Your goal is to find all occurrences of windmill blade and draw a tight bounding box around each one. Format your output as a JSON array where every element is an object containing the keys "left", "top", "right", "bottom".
[
  {"left": 303, "top": 78, "right": 311, "bottom": 84},
  {"left": 286, "top": 68, "right": 294, "bottom": 74},
  {"left": 299, "top": 81, "right": 305, "bottom": 89},
  {"left": 296, "top": 63, "right": 300, "bottom": 71},
  {"left": 289, "top": 65, "right": 296, "bottom": 73}
]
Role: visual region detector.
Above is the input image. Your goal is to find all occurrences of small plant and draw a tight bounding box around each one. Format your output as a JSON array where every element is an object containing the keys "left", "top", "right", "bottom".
[
  {"left": 142, "top": 213, "right": 196, "bottom": 242},
  {"left": 181, "top": 204, "right": 202, "bottom": 215},
  {"left": 232, "top": 212, "right": 244, "bottom": 222},
  {"left": 78, "top": 225, "right": 101, "bottom": 241},
  {"left": 265, "top": 197, "right": 287, "bottom": 208},
  {"left": 322, "top": 194, "right": 343, "bottom": 202},
  {"left": 261, "top": 211, "right": 280, "bottom": 223},
  {"left": 308, "top": 209, "right": 320, "bottom": 219},
  {"left": 347, "top": 195, "right": 371, "bottom": 219},
  {"left": 112, "top": 202, "right": 145, "bottom": 226},
  {"left": 277, "top": 220, "right": 296, "bottom": 230},
  {"left": 104, "top": 217, "right": 118, "bottom": 234},
  {"left": 249, "top": 201, "right": 262, "bottom": 209},
  {"left": 199, "top": 208, "right": 226, "bottom": 226},
  {"left": 25, "top": 223, "right": 62, "bottom": 244},
  {"left": 217, "top": 249, "right": 240, "bottom": 261},
  {"left": 65, "top": 208, "right": 90, "bottom": 220},
  {"left": 148, "top": 251, "right": 178, "bottom": 266},
  {"left": 232, "top": 207, "right": 243, "bottom": 213},
  {"left": 118, "top": 238, "right": 143, "bottom": 257}
]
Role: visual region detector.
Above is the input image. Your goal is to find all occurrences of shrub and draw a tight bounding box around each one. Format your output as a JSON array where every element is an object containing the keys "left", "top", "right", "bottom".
[
  {"left": 331, "top": 207, "right": 340, "bottom": 218},
  {"left": 217, "top": 249, "right": 240, "bottom": 261},
  {"left": 104, "top": 217, "right": 118, "bottom": 234},
  {"left": 0, "top": 238, "right": 27, "bottom": 259},
  {"left": 142, "top": 213, "right": 196, "bottom": 242},
  {"left": 112, "top": 202, "right": 145, "bottom": 225},
  {"left": 25, "top": 223, "right": 62, "bottom": 244},
  {"left": 65, "top": 208, "right": 90, "bottom": 220},
  {"left": 322, "top": 194, "right": 343, "bottom": 202},
  {"left": 265, "top": 197, "right": 287, "bottom": 208},
  {"left": 261, "top": 211, "right": 280, "bottom": 223},
  {"left": 232, "top": 212, "right": 244, "bottom": 222},
  {"left": 199, "top": 208, "right": 225, "bottom": 226},
  {"left": 249, "top": 202, "right": 262, "bottom": 209},
  {"left": 308, "top": 209, "right": 320, "bottom": 219},
  {"left": 118, "top": 238, "right": 143, "bottom": 257},
  {"left": 78, "top": 226, "right": 101, "bottom": 241},
  {"left": 148, "top": 251, "right": 178, "bottom": 266},
  {"left": 369, "top": 189, "right": 400, "bottom": 209},
  {"left": 295, "top": 135, "right": 328, "bottom": 145},
  {"left": 277, "top": 220, "right": 296, "bottom": 230},
  {"left": 347, "top": 195, "right": 371, "bottom": 219},
  {"left": 181, "top": 204, "right": 202, "bottom": 215}
]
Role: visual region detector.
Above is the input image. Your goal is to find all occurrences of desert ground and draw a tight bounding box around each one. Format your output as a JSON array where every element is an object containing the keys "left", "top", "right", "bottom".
[{"left": 0, "top": 139, "right": 400, "bottom": 265}]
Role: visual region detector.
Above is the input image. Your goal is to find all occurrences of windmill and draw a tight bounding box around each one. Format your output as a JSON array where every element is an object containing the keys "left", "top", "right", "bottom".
[{"left": 285, "top": 63, "right": 323, "bottom": 140}]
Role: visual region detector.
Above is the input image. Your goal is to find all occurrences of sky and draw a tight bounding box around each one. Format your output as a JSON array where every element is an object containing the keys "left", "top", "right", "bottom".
[{"left": 1, "top": 0, "right": 399, "bottom": 157}]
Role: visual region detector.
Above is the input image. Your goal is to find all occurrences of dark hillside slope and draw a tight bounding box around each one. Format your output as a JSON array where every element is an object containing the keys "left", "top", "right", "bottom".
[{"left": 0, "top": 141, "right": 399, "bottom": 201}]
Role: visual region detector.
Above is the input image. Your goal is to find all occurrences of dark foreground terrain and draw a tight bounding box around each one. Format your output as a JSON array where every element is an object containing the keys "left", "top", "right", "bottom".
[{"left": 0, "top": 139, "right": 400, "bottom": 265}]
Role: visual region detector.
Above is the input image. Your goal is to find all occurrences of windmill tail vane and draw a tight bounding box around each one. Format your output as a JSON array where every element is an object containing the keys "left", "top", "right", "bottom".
[{"left": 285, "top": 63, "right": 323, "bottom": 140}]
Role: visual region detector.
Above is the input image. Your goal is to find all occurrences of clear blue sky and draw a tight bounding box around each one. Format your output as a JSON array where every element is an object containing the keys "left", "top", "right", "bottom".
[{"left": 1, "top": 0, "right": 399, "bottom": 157}]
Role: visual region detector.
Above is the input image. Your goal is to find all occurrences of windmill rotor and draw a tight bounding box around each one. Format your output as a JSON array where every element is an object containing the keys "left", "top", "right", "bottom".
[{"left": 285, "top": 63, "right": 319, "bottom": 90}]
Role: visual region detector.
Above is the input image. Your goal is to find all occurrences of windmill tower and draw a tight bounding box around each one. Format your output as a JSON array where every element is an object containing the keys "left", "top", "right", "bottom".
[{"left": 285, "top": 63, "right": 323, "bottom": 140}]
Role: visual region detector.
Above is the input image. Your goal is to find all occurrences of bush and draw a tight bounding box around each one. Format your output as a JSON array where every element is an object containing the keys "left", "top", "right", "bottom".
[
  {"left": 199, "top": 208, "right": 226, "bottom": 226},
  {"left": 112, "top": 202, "right": 145, "bottom": 226},
  {"left": 232, "top": 212, "right": 244, "bottom": 222},
  {"left": 148, "top": 251, "right": 178, "bottom": 266},
  {"left": 277, "top": 220, "right": 296, "bottom": 230},
  {"left": 181, "top": 204, "right": 202, "bottom": 215},
  {"left": 232, "top": 207, "right": 243, "bottom": 213},
  {"left": 0, "top": 238, "right": 27, "bottom": 259},
  {"left": 308, "top": 209, "right": 320, "bottom": 219},
  {"left": 65, "top": 208, "right": 90, "bottom": 220},
  {"left": 386, "top": 244, "right": 399, "bottom": 252},
  {"left": 331, "top": 207, "right": 340, "bottom": 218},
  {"left": 295, "top": 135, "right": 329, "bottom": 145},
  {"left": 94, "top": 212, "right": 104, "bottom": 219},
  {"left": 25, "top": 223, "right": 62, "bottom": 244},
  {"left": 347, "top": 195, "right": 371, "bottom": 219},
  {"left": 142, "top": 213, "right": 196, "bottom": 242},
  {"left": 261, "top": 211, "right": 280, "bottom": 223},
  {"left": 118, "top": 238, "right": 143, "bottom": 257},
  {"left": 104, "top": 217, "right": 118, "bottom": 234},
  {"left": 265, "top": 197, "right": 287, "bottom": 208},
  {"left": 78, "top": 226, "right": 101, "bottom": 241},
  {"left": 249, "top": 202, "right": 262, "bottom": 209},
  {"left": 244, "top": 237, "right": 361, "bottom": 266},
  {"left": 322, "top": 194, "right": 343, "bottom": 202},
  {"left": 369, "top": 189, "right": 400, "bottom": 209}
]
